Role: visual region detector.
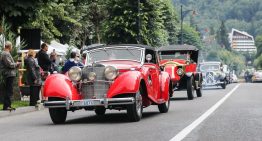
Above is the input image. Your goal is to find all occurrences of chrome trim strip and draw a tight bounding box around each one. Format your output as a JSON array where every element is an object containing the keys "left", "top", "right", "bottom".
[{"left": 44, "top": 97, "right": 135, "bottom": 108}]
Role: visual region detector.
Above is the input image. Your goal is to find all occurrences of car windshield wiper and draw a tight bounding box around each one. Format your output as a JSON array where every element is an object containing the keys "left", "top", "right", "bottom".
[
  {"left": 103, "top": 47, "right": 110, "bottom": 56},
  {"left": 126, "top": 47, "right": 135, "bottom": 56}
]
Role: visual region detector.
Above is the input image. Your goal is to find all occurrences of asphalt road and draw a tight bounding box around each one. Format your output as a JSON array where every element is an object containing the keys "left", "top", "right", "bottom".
[{"left": 0, "top": 83, "right": 261, "bottom": 141}]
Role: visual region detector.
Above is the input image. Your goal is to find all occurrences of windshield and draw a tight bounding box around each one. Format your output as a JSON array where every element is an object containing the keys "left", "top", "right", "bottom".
[
  {"left": 200, "top": 64, "right": 220, "bottom": 71},
  {"left": 159, "top": 51, "right": 188, "bottom": 60},
  {"left": 86, "top": 47, "right": 143, "bottom": 63}
]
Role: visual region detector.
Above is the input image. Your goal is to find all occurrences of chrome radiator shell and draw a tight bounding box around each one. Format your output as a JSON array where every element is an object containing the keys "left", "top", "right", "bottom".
[{"left": 81, "top": 65, "right": 110, "bottom": 99}]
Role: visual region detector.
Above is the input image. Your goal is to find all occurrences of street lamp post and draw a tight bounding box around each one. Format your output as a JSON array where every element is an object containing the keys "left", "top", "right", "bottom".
[
  {"left": 138, "top": 0, "right": 141, "bottom": 44},
  {"left": 180, "top": 5, "right": 195, "bottom": 45}
]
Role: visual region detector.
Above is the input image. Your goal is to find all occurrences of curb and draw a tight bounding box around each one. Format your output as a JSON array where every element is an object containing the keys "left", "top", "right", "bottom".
[{"left": 0, "top": 103, "right": 45, "bottom": 118}]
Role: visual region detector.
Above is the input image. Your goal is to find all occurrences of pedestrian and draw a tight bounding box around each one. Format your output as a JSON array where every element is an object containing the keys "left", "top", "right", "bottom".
[
  {"left": 37, "top": 43, "right": 51, "bottom": 73},
  {"left": 62, "top": 52, "right": 83, "bottom": 74},
  {"left": 0, "top": 41, "right": 20, "bottom": 110},
  {"left": 25, "top": 49, "right": 41, "bottom": 106},
  {"left": 50, "top": 50, "right": 58, "bottom": 73},
  {"left": 37, "top": 43, "right": 51, "bottom": 101}
]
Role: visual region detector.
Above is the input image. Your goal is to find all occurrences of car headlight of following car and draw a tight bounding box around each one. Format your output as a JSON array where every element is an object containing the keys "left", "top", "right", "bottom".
[
  {"left": 104, "top": 66, "right": 118, "bottom": 80},
  {"left": 88, "top": 72, "right": 96, "bottom": 81},
  {"left": 177, "top": 68, "right": 184, "bottom": 76},
  {"left": 68, "top": 66, "right": 82, "bottom": 82}
]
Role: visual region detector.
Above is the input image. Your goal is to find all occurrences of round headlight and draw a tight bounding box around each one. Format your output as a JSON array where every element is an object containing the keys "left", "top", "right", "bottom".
[
  {"left": 88, "top": 72, "right": 96, "bottom": 81},
  {"left": 68, "top": 66, "right": 82, "bottom": 82},
  {"left": 177, "top": 68, "right": 184, "bottom": 76},
  {"left": 104, "top": 66, "right": 118, "bottom": 80}
]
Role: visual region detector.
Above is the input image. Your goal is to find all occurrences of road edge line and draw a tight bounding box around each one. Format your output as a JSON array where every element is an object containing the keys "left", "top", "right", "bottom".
[{"left": 169, "top": 84, "right": 241, "bottom": 141}]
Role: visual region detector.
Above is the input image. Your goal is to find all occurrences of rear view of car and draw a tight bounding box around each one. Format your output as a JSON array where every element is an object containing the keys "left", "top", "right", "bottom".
[{"left": 252, "top": 70, "right": 262, "bottom": 82}]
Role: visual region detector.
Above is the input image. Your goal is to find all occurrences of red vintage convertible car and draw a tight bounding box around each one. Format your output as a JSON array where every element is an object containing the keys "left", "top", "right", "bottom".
[
  {"left": 158, "top": 45, "right": 202, "bottom": 100},
  {"left": 43, "top": 44, "right": 172, "bottom": 124}
]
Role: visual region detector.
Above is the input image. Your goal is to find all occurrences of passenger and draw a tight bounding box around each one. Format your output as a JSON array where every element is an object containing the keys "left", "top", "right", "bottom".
[{"left": 62, "top": 52, "right": 83, "bottom": 74}]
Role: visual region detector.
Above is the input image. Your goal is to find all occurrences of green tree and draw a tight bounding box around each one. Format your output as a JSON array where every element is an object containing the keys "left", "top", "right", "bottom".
[
  {"left": 161, "top": 0, "right": 179, "bottom": 45},
  {"left": 255, "top": 35, "right": 262, "bottom": 57},
  {"left": 216, "top": 20, "right": 230, "bottom": 50},
  {"left": 103, "top": 0, "right": 170, "bottom": 47},
  {"left": 178, "top": 24, "right": 203, "bottom": 49}
]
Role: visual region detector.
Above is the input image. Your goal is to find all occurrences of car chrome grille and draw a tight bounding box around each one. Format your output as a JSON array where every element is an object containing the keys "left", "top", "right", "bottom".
[
  {"left": 205, "top": 71, "right": 214, "bottom": 84},
  {"left": 81, "top": 65, "right": 109, "bottom": 99}
]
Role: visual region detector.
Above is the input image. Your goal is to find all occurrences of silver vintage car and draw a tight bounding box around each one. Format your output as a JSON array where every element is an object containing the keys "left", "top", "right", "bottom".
[{"left": 198, "top": 61, "right": 227, "bottom": 89}]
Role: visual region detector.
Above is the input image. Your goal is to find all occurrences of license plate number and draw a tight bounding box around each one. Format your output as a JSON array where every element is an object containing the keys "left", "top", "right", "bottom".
[{"left": 84, "top": 100, "right": 94, "bottom": 105}]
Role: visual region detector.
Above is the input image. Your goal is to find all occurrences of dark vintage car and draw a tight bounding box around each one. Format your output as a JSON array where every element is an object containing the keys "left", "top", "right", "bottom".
[
  {"left": 43, "top": 44, "right": 173, "bottom": 124},
  {"left": 157, "top": 45, "right": 203, "bottom": 100},
  {"left": 198, "top": 61, "right": 227, "bottom": 89}
]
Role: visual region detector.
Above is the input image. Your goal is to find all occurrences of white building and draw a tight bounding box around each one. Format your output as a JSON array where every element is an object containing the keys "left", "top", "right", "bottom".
[{"left": 228, "top": 28, "right": 256, "bottom": 53}]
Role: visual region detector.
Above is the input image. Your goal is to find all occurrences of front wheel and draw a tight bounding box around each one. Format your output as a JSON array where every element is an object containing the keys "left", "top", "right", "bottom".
[
  {"left": 187, "top": 76, "right": 195, "bottom": 100},
  {"left": 196, "top": 87, "right": 202, "bottom": 97},
  {"left": 221, "top": 81, "right": 226, "bottom": 89},
  {"left": 49, "top": 108, "right": 67, "bottom": 124},
  {"left": 127, "top": 87, "right": 143, "bottom": 122},
  {"left": 95, "top": 107, "right": 106, "bottom": 116}
]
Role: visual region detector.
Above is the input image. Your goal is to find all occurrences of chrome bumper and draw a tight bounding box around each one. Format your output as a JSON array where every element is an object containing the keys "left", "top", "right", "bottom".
[
  {"left": 43, "top": 97, "right": 135, "bottom": 110},
  {"left": 202, "top": 81, "right": 224, "bottom": 86}
]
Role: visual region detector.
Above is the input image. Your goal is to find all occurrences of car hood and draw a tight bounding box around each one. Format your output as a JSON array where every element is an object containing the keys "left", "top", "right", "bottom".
[{"left": 96, "top": 61, "right": 141, "bottom": 71}]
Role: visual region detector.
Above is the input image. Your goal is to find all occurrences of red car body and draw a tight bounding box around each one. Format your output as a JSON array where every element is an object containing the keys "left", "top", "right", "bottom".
[
  {"left": 158, "top": 45, "right": 203, "bottom": 100},
  {"left": 43, "top": 44, "right": 172, "bottom": 124}
]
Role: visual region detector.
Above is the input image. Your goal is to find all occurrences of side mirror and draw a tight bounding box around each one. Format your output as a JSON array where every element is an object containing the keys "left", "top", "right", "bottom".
[{"left": 146, "top": 54, "right": 152, "bottom": 62}]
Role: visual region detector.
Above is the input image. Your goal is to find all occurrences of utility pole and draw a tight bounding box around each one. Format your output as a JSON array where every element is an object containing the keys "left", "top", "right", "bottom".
[
  {"left": 181, "top": 5, "right": 183, "bottom": 45},
  {"left": 138, "top": 0, "right": 141, "bottom": 44}
]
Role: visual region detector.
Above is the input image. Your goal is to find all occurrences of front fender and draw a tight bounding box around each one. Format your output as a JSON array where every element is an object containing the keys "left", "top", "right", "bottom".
[
  {"left": 160, "top": 72, "right": 171, "bottom": 101},
  {"left": 43, "top": 74, "right": 81, "bottom": 100},
  {"left": 107, "top": 71, "right": 143, "bottom": 98}
]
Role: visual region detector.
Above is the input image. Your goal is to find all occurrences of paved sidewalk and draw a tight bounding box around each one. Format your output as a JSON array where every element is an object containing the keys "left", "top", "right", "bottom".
[{"left": 0, "top": 103, "right": 44, "bottom": 118}]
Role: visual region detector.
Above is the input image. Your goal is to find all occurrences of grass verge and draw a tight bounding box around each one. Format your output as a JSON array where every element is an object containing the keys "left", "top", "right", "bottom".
[{"left": 0, "top": 101, "right": 29, "bottom": 110}]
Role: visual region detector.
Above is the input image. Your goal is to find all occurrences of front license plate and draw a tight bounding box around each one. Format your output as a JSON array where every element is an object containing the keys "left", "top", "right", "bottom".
[
  {"left": 74, "top": 100, "right": 99, "bottom": 106},
  {"left": 84, "top": 100, "right": 94, "bottom": 105}
]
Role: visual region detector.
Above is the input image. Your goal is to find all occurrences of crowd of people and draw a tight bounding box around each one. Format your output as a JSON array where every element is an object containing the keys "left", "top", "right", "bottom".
[{"left": 0, "top": 41, "right": 85, "bottom": 110}]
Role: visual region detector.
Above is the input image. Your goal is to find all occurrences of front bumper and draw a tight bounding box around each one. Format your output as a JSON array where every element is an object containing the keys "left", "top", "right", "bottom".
[
  {"left": 202, "top": 81, "right": 224, "bottom": 87},
  {"left": 44, "top": 97, "right": 135, "bottom": 110}
]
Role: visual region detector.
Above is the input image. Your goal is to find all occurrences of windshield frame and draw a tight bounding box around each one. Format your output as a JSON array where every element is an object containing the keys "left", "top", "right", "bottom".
[
  {"left": 158, "top": 51, "right": 190, "bottom": 61},
  {"left": 199, "top": 64, "right": 220, "bottom": 72},
  {"left": 85, "top": 46, "right": 145, "bottom": 65}
]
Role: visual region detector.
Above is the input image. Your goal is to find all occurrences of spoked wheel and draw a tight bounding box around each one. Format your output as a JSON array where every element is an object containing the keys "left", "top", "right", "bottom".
[
  {"left": 49, "top": 108, "right": 67, "bottom": 124},
  {"left": 127, "top": 87, "right": 143, "bottom": 122},
  {"left": 187, "top": 76, "right": 195, "bottom": 100},
  {"left": 95, "top": 107, "right": 106, "bottom": 116}
]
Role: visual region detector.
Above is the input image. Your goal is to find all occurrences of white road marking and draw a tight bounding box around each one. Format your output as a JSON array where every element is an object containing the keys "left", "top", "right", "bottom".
[{"left": 169, "top": 84, "right": 241, "bottom": 141}]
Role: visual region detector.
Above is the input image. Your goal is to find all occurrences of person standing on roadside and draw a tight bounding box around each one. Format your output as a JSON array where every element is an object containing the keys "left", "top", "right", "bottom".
[
  {"left": 0, "top": 41, "right": 20, "bottom": 110},
  {"left": 25, "top": 49, "right": 41, "bottom": 106},
  {"left": 37, "top": 43, "right": 51, "bottom": 101},
  {"left": 50, "top": 50, "right": 58, "bottom": 73},
  {"left": 37, "top": 43, "right": 51, "bottom": 72}
]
